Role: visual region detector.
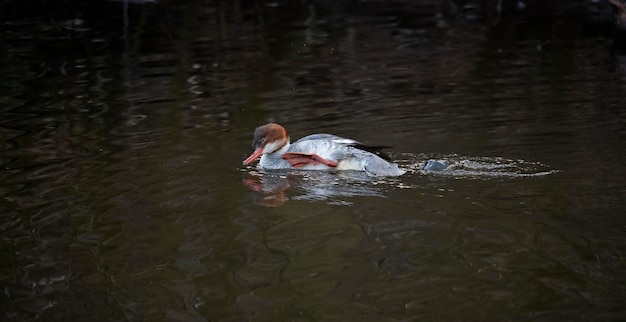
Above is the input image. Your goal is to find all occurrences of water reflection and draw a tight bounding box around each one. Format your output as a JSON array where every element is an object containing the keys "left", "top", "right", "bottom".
[{"left": 243, "top": 169, "right": 388, "bottom": 207}]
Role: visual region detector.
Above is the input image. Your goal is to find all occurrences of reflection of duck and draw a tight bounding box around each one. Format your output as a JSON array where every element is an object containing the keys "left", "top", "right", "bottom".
[
  {"left": 243, "top": 171, "right": 385, "bottom": 207},
  {"left": 243, "top": 123, "right": 405, "bottom": 176},
  {"left": 243, "top": 172, "right": 291, "bottom": 207}
]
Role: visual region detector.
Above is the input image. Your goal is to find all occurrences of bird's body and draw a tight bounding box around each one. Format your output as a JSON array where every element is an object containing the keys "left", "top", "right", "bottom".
[{"left": 243, "top": 123, "right": 405, "bottom": 177}]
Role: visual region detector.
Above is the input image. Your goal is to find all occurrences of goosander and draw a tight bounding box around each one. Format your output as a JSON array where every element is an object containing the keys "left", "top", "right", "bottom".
[{"left": 243, "top": 123, "right": 405, "bottom": 176}]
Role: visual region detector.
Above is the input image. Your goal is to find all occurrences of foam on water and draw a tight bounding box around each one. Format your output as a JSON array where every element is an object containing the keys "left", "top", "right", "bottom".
[{"left": 400, "top": 154, "right": 558, "bottom": 178}]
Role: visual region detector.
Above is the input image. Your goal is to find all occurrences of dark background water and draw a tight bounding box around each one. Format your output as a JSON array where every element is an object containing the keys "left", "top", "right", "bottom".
[{"left": 1, "top": 0, "right": 625, "bottom": 321}]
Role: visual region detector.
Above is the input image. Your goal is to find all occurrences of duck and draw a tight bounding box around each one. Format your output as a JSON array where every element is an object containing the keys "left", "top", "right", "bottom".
[{"left": 242, "top": 123, "right": 405, "bottom": 176}]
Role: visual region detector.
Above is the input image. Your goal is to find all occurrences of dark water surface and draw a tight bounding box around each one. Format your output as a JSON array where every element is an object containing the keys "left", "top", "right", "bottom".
[{"left": 1, "top": 0, "right": 625, "bottom": 321}]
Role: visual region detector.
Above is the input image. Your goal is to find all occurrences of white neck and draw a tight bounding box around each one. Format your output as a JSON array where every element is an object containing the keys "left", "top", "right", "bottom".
[{"left": 259, "top": 142, "right": 291, "bottom": 169}]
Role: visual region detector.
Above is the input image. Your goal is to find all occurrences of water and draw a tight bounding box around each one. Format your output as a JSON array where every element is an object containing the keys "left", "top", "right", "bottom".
[{"left": 1, "top": 0, "right": 625, "bottom": 321}]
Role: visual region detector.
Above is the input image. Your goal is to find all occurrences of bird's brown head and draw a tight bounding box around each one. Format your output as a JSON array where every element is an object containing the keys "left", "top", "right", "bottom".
[{"left": 243, "top": 123, "right": 289, "bottom": 165}]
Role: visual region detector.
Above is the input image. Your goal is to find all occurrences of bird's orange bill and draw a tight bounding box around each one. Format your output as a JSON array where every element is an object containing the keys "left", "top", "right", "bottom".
[{"left": 243, "top": 148, "right": 264, "bottom": 165}]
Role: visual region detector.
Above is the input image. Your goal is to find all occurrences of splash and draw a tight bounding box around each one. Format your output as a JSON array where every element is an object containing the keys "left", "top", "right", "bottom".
[{"left": 400, "top": 154, "right": 558, "bottom": 178}]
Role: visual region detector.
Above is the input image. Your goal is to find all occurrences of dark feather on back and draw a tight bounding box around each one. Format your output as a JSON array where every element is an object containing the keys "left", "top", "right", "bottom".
[{"left": 351, "top": 144, "right": 393, "bottom": 161}]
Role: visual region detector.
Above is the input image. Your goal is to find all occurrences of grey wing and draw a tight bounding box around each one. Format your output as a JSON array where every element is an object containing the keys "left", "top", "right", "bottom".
[
  {"left": 289, "top": 134, "right": 357, "bottom": 160},
  {"left": 296, "top": 134, "right": 362, "bottom": 146},
  {"left": 294, "top": 133, "right": 393, "bottom": 160}
]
